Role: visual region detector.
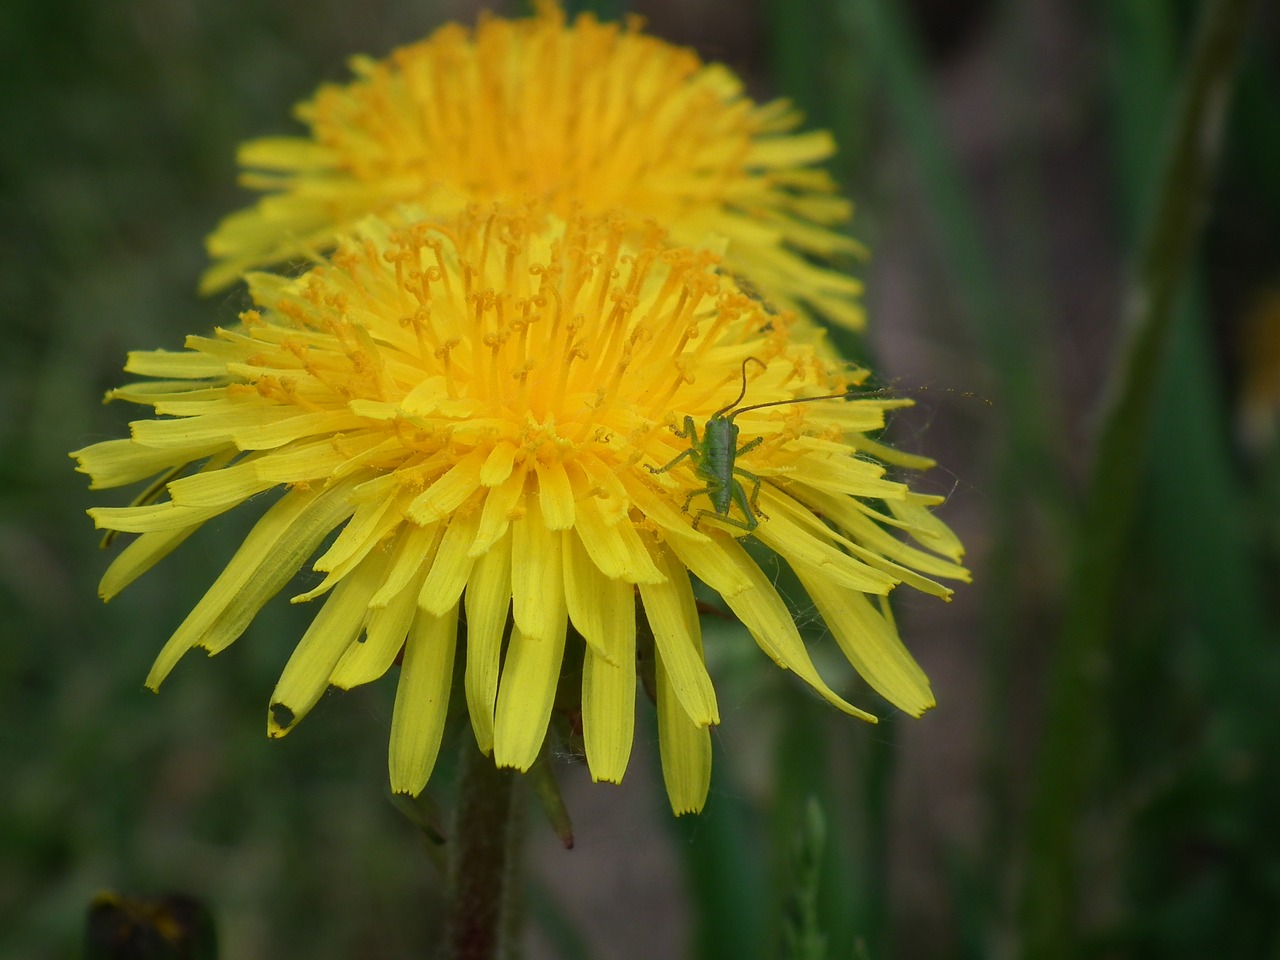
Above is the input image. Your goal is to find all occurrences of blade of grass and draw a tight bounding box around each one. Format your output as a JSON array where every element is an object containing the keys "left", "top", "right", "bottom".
[
  {"left": 671, "top": 750, "right": 769, "bottom": 960},
  {"left": 525, "top": 882, "right": 594, "bottom": 960},
  {"left": 840, "top": 3, "right": 1066, "bottom": 952},
  {"left": 769, "top": 690, "right": 884, "bottom": 959},
  {"left": 1117, "top": 6, "right": 1279, "bottom": 949},
  {"left": 781, "top": 798, "right": 830, "bottom": 960},
  {"left": 1019, "top": 0, "right": 1258, "bottom": 955},
  {"left": 761, "top": 1, "right": 829, "bottom": 135}
]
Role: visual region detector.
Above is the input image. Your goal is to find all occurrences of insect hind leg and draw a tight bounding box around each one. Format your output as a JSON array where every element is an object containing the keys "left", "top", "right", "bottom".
[
  {"left": 679, "top": 484, "right": 757, "bottom": 532},
  {"left": 691, "top": 506, "right": 757, "bottom": 533},
  {"left": 689, "top": 476, "right": 763, "bottom": 532},
  {"left": 681, "top": 485, "right": 712, "bottom": 516},
  {"left": 732, "top": 467, "right": 767, "bottom": 524}
]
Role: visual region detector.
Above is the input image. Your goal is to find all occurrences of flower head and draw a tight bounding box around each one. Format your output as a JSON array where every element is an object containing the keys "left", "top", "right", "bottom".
[
  {"left": 202, "top": 1, "right": 865, "bottom": 333},
  {"left": 75, "top": 204, "right": 965, "bottom": 814}
]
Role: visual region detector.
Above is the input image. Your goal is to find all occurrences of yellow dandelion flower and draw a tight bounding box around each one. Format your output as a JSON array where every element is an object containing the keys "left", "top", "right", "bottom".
[
  {"left": 201, "top": 1, "right": 865, "bottom": 333},
  {"left": 74, "top": 205, "right": 966, "bottom": 814}
]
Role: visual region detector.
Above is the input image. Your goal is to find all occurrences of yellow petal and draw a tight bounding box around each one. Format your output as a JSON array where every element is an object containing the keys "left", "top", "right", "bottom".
[
  {"left": 368, "top": 521, "right": 441, "bottom": 607},
  {"left": 398, "top": 376, "right": 471, "bottom": 417},
  {"left": 233, "top": 410, "right": 370, "bottom": 450},
  {"left": 71, "top": 438, "right": 224, "bottom": 490},
  {"left": 636, "top": 545, "right": 719, "bottom": 727},
  {"left": 99, "top": 525, "right": 201, "bottom": 601},
  {"left": 91, "top": 500, "right": 238, "bottom": 535},
  {"left": 579, "top": 572, "right": 637, "bottom": 784},
  {"left": 166, "top": 459, "right": 275, "bottom": 508},
  {"left": 617, "top": 471, "right": 709, "bottom": 543},
  {"left": 470, "top": 465, "right": 528, "bottom": 556},
  {"left": 331, "top": 539, "right": 429, "bottom": 690},
  {"left": 493, "top": 621, "right": 567, "bottom": 772},
  {"left": 745, "top": 129, "right": 836, "bottom": 167},
  {"left": 786, "top": 452, "right": 905, "bottom": 500},
  {"left": 664, "top": 533, "right": 752, "bottom": 599},
  {"left": 802, "top": 488, "right": 969, "bottom": 590},
  {"left": 238, "top": 136, "right": 336, "bottom": 171},
  {"left": 656, "top": 643, "right": 712, "bottom": 815},
  {"left": 674, "top": 533, "right": 877, "bottom": 722},
  {"left": 535, "top": 459, "right": 575, "bottom": 530},
  {"left": 853, "top": 434, "right": 936, "bottom": 471},
  {"left": 294, "top": 488, "right": 403, "bottom": 601},
  {"left": 252, "top": 431, "right": 387, "bottom": 483},
  {"left": 479, "top": 440, "right": 518, "bottom": 486},
  {"left": 128, "top": 406, "right": 352, "bottom": 451},
  {"left": 754, "top": 489, "right": 897, "bottom": 595},
  {"left": 885, "top": 494, "right": 967, "bottom": 563},
  {"left": 388, "top": 604, "right": 459, "bottom": 795},
  {"left": 463, "top": 530, "right": 512, "bottom": 755},
  {"left": 798, "top": 573, "right": 935, "bottom": 717},
  {"left": 123, "top": 349, "right": 228, "bottom": 379},
  {"left": 418, "top": 503, "right": 482, "bottom": 615},
  {"left": 510, "top": 494, "right": 563, "bottom": 642},
  {"left": 572, "top": 495, "right": 665, "bottom": 583},
  {"left": 145, "top": 485, "right": 355, "bottom": 688},
  {"left": 267, "top": 551, "right": 385, "bottom": 736},
  {"left": 407, "top": 448, "right": 487, "bottom": 524},
  {"left": 107, "top": 382, "right": 226, "bottom": 405},
  {"left": 561, "top": 530, "right": 622, "bottom": 665},
  {"left": 573, "top": 456, "right": 632, "bottom": 523}
]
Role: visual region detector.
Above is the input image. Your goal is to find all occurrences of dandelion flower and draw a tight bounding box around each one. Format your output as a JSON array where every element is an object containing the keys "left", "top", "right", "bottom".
[
  {"left": 201, "top": 1, "right": 865, "bottom": 333},
  {"left": 74, "top": 205, "right": 966, "bottom": 814}
]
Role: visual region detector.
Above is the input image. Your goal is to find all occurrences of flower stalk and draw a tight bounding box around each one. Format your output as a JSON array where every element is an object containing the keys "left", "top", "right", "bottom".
[{"left": 444, "top": 745, "right": 521, "bottom": 960}]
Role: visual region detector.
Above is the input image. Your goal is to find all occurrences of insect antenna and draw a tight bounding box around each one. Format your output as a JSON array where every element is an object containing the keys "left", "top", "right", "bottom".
[
  {"left": 711, "top": 357, "right": 769, "bottom": 420},
  {"left": 730, "top": 386, "right": 859, "bottom": 418},
  {"left": 713, "top": 356, "right": 860, "bottom": 421}
]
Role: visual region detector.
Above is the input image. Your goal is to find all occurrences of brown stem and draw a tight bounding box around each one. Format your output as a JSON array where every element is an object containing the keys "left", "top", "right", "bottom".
[{"left": 443, "top": 745, "right": 520, "bottom": 960}]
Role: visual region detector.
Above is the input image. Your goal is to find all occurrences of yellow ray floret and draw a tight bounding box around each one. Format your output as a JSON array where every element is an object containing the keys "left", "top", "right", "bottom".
[
  {"left": 74, "top": 203, "right": 965, "bottom": 814},
  {"left": 201, "top": 0, "right": 865, "bottom": 333}
]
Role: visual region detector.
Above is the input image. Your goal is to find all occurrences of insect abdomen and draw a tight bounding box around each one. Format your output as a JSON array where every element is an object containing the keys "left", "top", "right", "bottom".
[{"left": 703, "top": 418, "right": 738, "bottom": 516}]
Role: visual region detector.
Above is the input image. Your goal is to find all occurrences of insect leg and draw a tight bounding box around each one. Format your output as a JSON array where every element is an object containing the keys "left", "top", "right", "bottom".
[
  {"left": 649, "top": 417, "right": 705, "bottom": 474},
  {"left": 730, "top": 465, "right": 771, "bottom": 526},
  {"left": 672, "top": 416, "right": 699, "bottom": 442},
  {"left": 692, "top": 504, "right": 756, "bottom": 533},
  {"left": 649, "top": 447, "right": 697, "bottom": 475},
  {"left": 731, "top": 467, "right": 762, "bottom": 510},
  {"left": 726, "top": 476, "right": 760, "bottom": 530},
  {"left": 682, "top": 485, "right": 712, "bottom": 515},
  {"left": 686, "top": 484, "right": 757, "bottom": 532}
]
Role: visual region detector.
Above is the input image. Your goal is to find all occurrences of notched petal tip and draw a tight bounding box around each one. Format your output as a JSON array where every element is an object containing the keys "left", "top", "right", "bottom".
[
  {"left": 494, "top": 758, "right": 534, "bottom": 774},
  {"left": 671, "top": 802, "right": 706, "bottom": 817}
]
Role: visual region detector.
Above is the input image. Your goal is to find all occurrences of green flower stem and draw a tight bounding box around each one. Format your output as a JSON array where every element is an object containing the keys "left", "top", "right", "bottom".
[
  {"left": 1020, "top": 0, "right": 1257, "bottom": 955},
  {"left": 443, "top": 746, "right": 522, "bottom": 960}
]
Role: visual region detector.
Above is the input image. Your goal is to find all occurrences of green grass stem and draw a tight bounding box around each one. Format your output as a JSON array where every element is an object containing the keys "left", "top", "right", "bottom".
[{"left": 1020, "top": 0, "right": 1258, "bottom": 954}]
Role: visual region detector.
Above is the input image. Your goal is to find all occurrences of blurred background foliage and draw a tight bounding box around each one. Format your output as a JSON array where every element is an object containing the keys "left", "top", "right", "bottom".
[{"left": 2, "top": 0, "right": 1279, "bottom": 957}]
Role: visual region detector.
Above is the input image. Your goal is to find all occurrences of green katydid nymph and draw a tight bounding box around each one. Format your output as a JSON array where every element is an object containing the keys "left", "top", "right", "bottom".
[{"left": 648, "top": 358, "right": 858, "bottom": 531}]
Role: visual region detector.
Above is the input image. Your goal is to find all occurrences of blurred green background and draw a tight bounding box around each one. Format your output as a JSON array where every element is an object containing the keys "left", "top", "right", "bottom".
[{"left": 3, "top": 0, "right": 1279, "bottom": 957}]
